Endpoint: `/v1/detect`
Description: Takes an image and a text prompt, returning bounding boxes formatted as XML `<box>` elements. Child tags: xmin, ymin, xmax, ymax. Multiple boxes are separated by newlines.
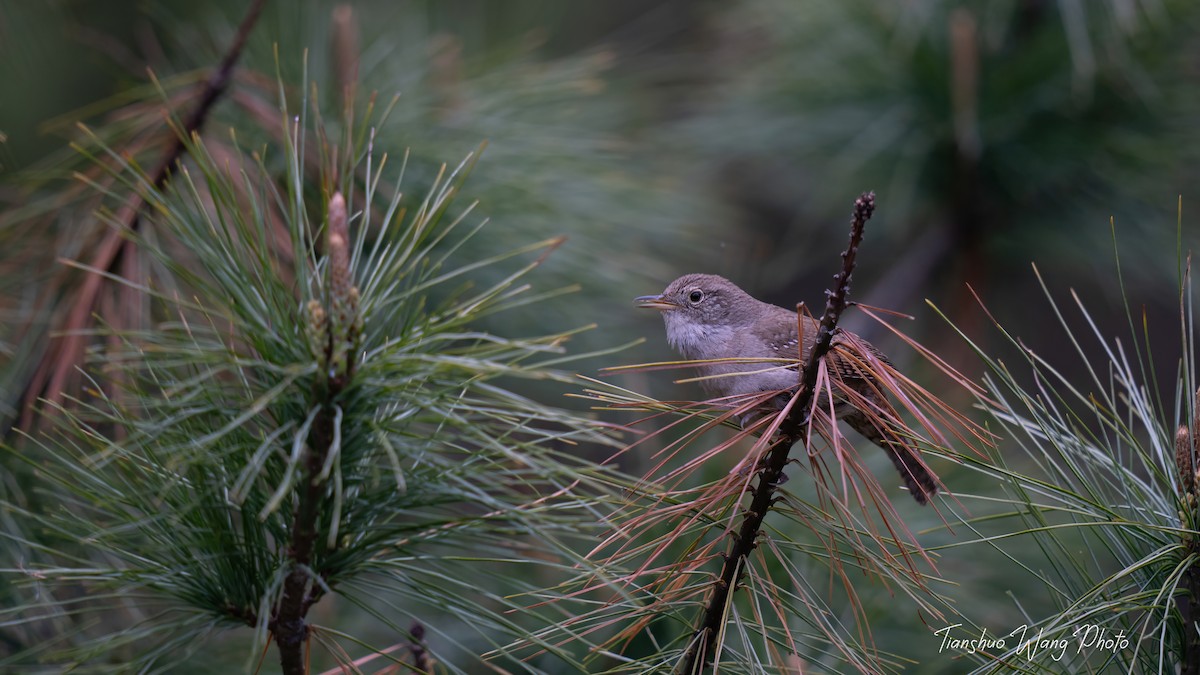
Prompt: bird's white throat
<box><xmin>662</xmin><ymin>312</ymin><xmax>735</xmax><ymax>361</ymax></box>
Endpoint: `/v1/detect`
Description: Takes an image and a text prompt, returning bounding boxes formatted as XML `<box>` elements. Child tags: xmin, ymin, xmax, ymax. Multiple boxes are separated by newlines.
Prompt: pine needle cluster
<box><xmin>1</xmin><ymin>73</ymin><xmax>626</xmax><ymax>673</ymax></box>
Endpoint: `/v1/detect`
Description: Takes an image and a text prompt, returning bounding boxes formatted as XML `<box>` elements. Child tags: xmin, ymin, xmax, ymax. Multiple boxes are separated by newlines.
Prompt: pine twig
<box><xmin>272</xmin><ymin>193</ymin><xmax>357</xmax><ymax>675</ymax></box>
<box><xmin>676</xmin><ymin>192</ymin><xmax>875</xmax><ymax>674</ymax></box>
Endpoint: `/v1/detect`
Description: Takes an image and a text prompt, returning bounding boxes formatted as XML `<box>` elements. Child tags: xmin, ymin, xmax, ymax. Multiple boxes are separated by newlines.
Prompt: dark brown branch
<box><xmin>271</xmin><ymin>194</ymin><xmax>356</xmax><ymax>675</ymax></box>
<box><xmin>271</xmin><ymin>399</ymin><xmax>337</xmax><ymax>675</ymax></box>
<box><xmin>16</xmin><ymin>0</ymin><xmax>269</xmax><ymax>430</ymax></box>
<box><xmin>145</xmin><ymin>0</ymin><xmax>269</xmax><ymax>199</ymax></box>
<box><xmin>677</xmin><ymin>192</ymin><xmax>875</xmax><ymax>674</ymax></box>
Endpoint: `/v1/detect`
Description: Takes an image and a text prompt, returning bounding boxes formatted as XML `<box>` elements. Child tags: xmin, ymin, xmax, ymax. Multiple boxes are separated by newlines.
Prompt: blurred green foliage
<box><xmin>680</xmin><ymin>0</ymin><xmax>1199</xmax><ymax>305</ymax></box>
<box><xmin>2</xmin><ymin>0</ymin><xmax>1200</xmax><ymax>671</ymax></box>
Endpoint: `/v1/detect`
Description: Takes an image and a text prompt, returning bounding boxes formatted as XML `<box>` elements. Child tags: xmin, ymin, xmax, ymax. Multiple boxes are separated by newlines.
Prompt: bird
<box><xmin>635</xmin><ymin>273</ymin><xmax>937</xmax><ymax>504</ymax></box>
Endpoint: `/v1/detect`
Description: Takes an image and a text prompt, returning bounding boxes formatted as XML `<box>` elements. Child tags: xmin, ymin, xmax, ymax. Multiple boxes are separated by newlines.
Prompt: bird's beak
<box><xmin>635</xmin><ymin>294</ymin><xmax>676</xmax><ymax>311</ymax></box>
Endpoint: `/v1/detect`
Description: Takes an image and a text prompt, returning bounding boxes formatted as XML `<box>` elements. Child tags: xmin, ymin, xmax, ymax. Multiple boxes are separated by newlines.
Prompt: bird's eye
<box><xmin>687</xmin><ymin>290</ymin><xmax>704</xmax><ymax>304</ymax></box>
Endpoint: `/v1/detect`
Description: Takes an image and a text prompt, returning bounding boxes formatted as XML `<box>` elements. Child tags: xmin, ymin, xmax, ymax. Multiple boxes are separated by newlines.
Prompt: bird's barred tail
<box><xmin>880</xmin><ymin>438</ymin><xmax>938</xmax><ymax>505</ymax></box>
<box><xmin>843</xmin><ymin>411</ymin><xmax>938</xmax><ymax>505</ymax></box>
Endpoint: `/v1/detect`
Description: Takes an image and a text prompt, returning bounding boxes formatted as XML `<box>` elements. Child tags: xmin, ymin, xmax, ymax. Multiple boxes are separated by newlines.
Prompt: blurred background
<box><xmin>2</xmin><ymin>0</ymin><xmax>1199</xmax><ymax>671</ymax></box>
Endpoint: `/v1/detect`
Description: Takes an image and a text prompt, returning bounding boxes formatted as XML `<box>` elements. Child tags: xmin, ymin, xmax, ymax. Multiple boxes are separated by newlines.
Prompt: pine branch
<box><xmin>143</xmin><ymin>0</ymin><xmax>268</xmax><ymax>200</ymax></box>
<box><xmin>271</xmin><ymin>193</ymin><xmax>355</xmax><ymax>675</ymax></box>
<box><xmin>272</xmin><ymin>398</ymin><xmax>335</xmax><ymax>675</ymax></box>
<box><xmin>16</xmin><ymin>0</ymin><xmax>268</xmax><ymax>430</ymax></box>
<box><xmin>677</xmin><ymin>192</ymin><xmax>875</xmax><ymax>674</ymax></box>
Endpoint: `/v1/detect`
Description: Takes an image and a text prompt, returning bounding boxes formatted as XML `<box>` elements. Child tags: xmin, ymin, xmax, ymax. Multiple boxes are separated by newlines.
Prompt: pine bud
<box><xmin>1178</xmin><ymin>425</ymin><xmax>1195</xmax><ymax>495</ymax></box>
<box><xmin>325</xmin><ymin>192</ymin><xmax>361</xmax><ymax>379</ymax></box>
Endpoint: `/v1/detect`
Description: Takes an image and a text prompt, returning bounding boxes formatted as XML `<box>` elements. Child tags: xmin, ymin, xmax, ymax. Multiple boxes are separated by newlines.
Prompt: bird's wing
<box><xmin>758</xmin><ymin>307</ymin><xmax>893</xmax><ymax>380</ymax></box>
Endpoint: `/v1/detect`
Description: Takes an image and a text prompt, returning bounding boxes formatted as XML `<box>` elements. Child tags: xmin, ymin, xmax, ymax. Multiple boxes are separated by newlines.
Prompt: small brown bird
<box><xmin>636</xmin><ymin>273</ymin><xmax>937</xmax><ymax>504</ymax></box>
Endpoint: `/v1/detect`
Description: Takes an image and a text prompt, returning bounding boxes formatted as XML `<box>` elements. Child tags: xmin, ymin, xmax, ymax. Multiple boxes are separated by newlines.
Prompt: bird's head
<box><xmin>635</xmin><ymin>274</ymin><xmax>759</xmax><ymax>357</ymax></box>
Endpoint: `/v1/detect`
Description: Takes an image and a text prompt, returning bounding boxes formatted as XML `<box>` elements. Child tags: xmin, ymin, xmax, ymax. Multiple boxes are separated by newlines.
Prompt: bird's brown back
<box><xmin>755</xmin><ymin>304</ymin><xmax>891</xmax><ymax>382</ymax></box>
